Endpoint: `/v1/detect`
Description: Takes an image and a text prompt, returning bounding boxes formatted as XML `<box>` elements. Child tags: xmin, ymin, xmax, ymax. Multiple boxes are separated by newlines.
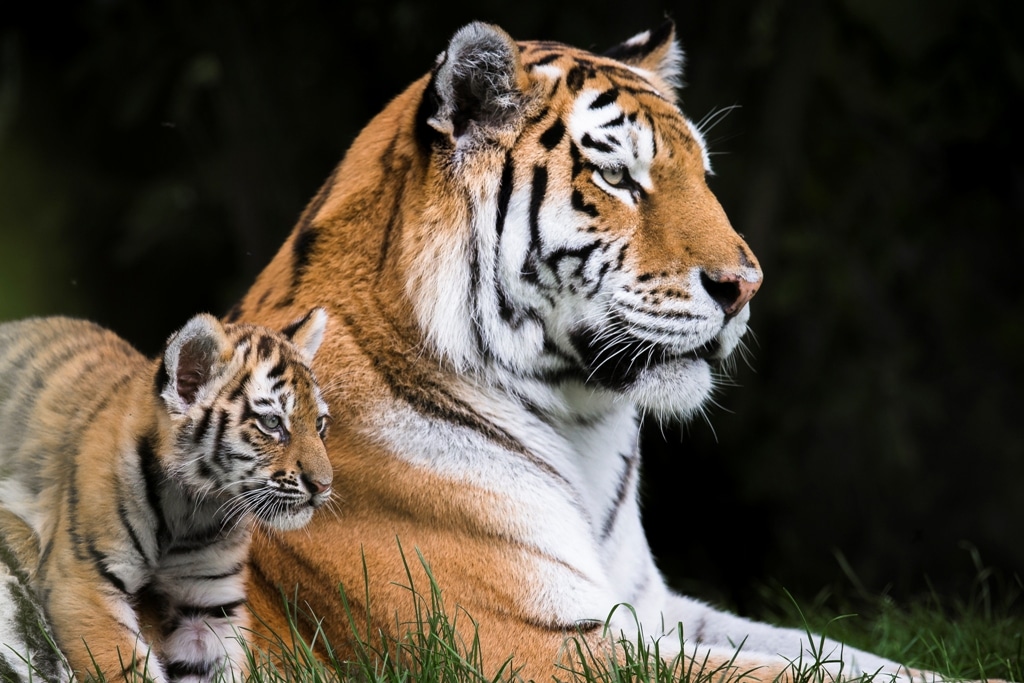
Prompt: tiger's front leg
<box><xmin>661</xmin><ymin>591</ymin><xmax>926</xmax><ymax>683</ymax></box>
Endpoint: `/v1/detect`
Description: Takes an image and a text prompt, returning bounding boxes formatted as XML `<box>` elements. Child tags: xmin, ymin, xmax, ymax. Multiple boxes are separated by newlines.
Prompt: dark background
<box><xmin>1</xmin><ymin>0</ymin><xmax>1021</xmax><ymax>619</ymax></box>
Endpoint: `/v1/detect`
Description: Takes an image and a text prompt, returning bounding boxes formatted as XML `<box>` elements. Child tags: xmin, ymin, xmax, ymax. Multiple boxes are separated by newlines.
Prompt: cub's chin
<box><xmin>260</xmin><ymin>504</ymin><xmax>316</xmax><ymax>532</ymax></box>
<box><xmin>624</xmin><ymin>356</ymin><xmax>715</xmax><ymax>421</ymax></box>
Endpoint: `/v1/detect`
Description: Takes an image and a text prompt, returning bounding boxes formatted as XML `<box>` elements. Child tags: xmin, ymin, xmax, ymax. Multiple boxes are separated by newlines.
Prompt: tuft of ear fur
<box><xmin>602</xmin><ymin>20</ymin><xmax>685</xmax><ymax>92</ymax></box>
<box><xmin>281</xmin><ymin>307</ymin><xmax>328</xmax><ymax>364</ymax></box>
<box><xmin>425</xmin><ymin>22</ymin><xmax>528</xmax><ymax>146</ymax></box>
<box><xmin>161</xmin><ymin>314</ymin><xmax>231</xmax><ymax>414</ymax></box>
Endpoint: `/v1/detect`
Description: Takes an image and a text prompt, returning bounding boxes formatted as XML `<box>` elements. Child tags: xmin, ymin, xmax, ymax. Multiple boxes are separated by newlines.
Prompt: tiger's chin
<box><xmin>623</xmin><ymin>357</ymin><xmax>715</xmax><ymax>421</ymax></box>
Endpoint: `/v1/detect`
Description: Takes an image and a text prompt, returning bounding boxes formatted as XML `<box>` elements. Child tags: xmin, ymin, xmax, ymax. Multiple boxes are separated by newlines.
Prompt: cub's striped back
<box><xmin>0</xmin><ymin>308</ymin><xmax>333</xmax><ymax>683</ymax></box>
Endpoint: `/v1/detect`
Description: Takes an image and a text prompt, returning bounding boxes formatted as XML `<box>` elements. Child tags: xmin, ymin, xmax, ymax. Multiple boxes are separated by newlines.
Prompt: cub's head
<box><xmin>157</xmin><ymin>307</ymin><xmax>333</xmax><ymax>531</ymax></box>
<box><xmin>406</xmin><ymin>22</ymin><xmax>761</xmax><ymax>420</ymax></box>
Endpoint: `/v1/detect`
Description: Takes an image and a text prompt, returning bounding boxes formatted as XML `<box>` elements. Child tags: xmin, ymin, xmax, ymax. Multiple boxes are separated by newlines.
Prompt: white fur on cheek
<box><xmin>406</xmin><ymin>208</ymin><xmax>478</xmax><ymax>370</ymax></box>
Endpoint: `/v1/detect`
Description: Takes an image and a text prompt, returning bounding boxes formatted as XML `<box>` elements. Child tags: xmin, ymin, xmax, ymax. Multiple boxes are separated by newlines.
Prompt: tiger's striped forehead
<box><xmin>519</xmin><ymin>42</ymin><xmax>712</xmax><ymax>175</ymax></box>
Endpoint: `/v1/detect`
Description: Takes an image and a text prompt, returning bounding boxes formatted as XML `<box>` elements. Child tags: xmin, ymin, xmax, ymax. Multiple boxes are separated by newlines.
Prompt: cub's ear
<box><xmin>160</xmin><ymin>314</ymin><xmax>231</xmax><ymax>413</ymax></box>
<box><xmin>421</xmin><ymin>22</ymin><xmax>529</xmax><ymax>148</ymax></box>
<box><xmin>281</xmin><ymin>307</ymin><xmax>328</xmax><ymax>364</ymax></box>
<box><xmin>603</xmin><ymin>20</ymin><xmax>684</xmax><ymax>93</ymax></box>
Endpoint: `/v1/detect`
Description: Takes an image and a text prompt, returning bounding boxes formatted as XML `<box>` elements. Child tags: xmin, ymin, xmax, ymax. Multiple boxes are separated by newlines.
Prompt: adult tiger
<box><xmin>230</xmin><ymin>20</ymin><xmax>927</xmax><ymax>683</ymax></box>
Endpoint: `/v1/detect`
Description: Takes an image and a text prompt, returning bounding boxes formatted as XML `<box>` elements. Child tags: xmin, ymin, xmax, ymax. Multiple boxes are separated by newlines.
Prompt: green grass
<box><xmin>18</xmin><ymin>549</ymin><xmax>1023</xmax><ymax>683</ymax></box>
<box><xmin>750</xmin><ymin>549</ymin><xmax>1023</xmax><ymax>683</ymax></box>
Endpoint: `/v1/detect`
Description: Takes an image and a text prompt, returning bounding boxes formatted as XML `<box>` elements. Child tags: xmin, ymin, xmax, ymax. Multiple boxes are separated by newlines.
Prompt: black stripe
<box><xmin>137</xmin><ymin>434</ymin><xmax>169</xmax><ymax>545</ymax></box>
<box><xmin>569</xmin><ymin>141</ymin><xmax>585</xmax><ymax>179</ymax></box>
<box><xmin>222</xmin><ymin>448</ymin><xmax>256</xmax><ymax>462</ymax></box>
<box><xmin>530</xmin><ymin>53</ymin><xmax>560</xmax><ymax>67</ymax></box>
<box><xmin>257</xmin><ymin>334</ymin><xmax>276</xmax><ymax>361</ymax></box>
<box><xmin>601</xmin><ymin>20</ymin><xmax>674</xmax><ymax>64</ymax></box>
<box><xmin>288</xmin><ymin>223</ymin><xmax>319</xmax><ymax>301</ymax></box>
<box><xmin>601</xmin><ymin>451</ymin><xmax>637</xmax><ymax>539</ymax></box>
<box><xmin>522</xmin><ymin>615</ymin><xmax>604</xmax><ymax>634</ymax></box>
<box><xmin>211</xmin><ymin>408</ymin><xmax>230</xmax><ymax>471</ymax></box>
<box><xmin>154</xmin><ymin>358</ymin><xmax>169</xmax><ymax>399</ymax></box>
<box><xmin>495</xmin><ymin>152</ymin><xmax>514</xmax><ymax>237</ymax></box>
<box><xmin>192</xmin><ymin>404</ymin><xmax>213</xmax><ymax>445</ymax></box>
<box><xmin>543</xmin><ymin>242</ymin><xmax>600</xmax><ymax>283</ymax></box>
<box><xmin>165</xmin><ymin>660</ymin><xmax>213</xmax><ymax>680</ymax></box>
<box><xmin>525</xmin><ymin>105</ymin><xmax>550</xmax><ymax>128</ymax></box>
<box><xmin>539</xmin><ymin>119</ymin><xmax>565</xmax><ymax>150</ymax></box>
<box><xmin>177</xmin><ymin>599</ymin><xmax>246</xmax><ymax>621</ymax></box>
<box><xmin>117</xmin><ymin>497</ymin><xmax>150</xmax><ymax>565</ymax></box>
<box><xmin>377</xmin><ymin>134</ymin><xmax>409</xmax><ymax>273</ymax></box>
<box><xmin>280</xmin><ymin>309</ymin><xmax>313</xmax><ymax>339</ymax></box>
<box><xmin>193</xmin><ymin>562</ymin><xmax>246</xmax><ymax>582</ymax></box>
<box><xmin>565</xmin><ymin>65</ymin><xmax>587</xmax><ymax>93</ymax></box>
<box><xmin>227</xmin><ymin>370</ymin><xmax>251</xmax><ymax>403</ymax></box>
<box><xmin>589</xmin><ymin>87</ymin><xmax>619</xmax><ymax>110</ymax></box>
<box><xmin>580</xmin><ymin>133</ymin><xmax>614</xmax><ymax>154</ymax></box>
<box><xmin>414</xmin><ymin>71</ymin><xmax>443</xmax><ymax>152</ymax></box>
<box><xmin>599</xmin><ymin>113</ymin><xmax>626</xmax><ymax>129</ymax></box>
<box><xmin>87</xmin><ymin>542</ymin><xmax>128</xmax><ymax>595</ymax></box>
<box><xmin>571</xmin><ymin>189</ymin><xmax>599</xmax><ymax>217</ymax></box>
<box><xmin>529</xmin><ymin>165</ymin><xmax>547</xmax><ymax>256</ymax></box>
<box><xmin>267</xmin><ymin>359</ymin><xmax>288</xmax><ymax>380</ymax></box>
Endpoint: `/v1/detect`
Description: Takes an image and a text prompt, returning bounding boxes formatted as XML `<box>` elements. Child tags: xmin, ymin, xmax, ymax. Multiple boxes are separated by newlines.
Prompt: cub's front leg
<box><xmin>155</xmin><ymin>566</ymin><xmax>251</xmax><ymax>683</ymax></box>
<box><xmin>43</xmin><ymin>572</ymin><xmax>166</xmax><ymax>683</ymax></box>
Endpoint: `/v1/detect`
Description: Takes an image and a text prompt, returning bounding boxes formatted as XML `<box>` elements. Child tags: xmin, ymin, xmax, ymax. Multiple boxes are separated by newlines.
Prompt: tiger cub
<box><xmin>0</xmin><ymin>308</ymin><xmax>334</xmax><ymax>683</ymax></box>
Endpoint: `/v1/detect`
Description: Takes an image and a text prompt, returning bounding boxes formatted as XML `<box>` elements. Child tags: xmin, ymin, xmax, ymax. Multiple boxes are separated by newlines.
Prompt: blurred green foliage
<box><xmin>1</xmin><ymin>0</ymin><xmax>1021</xmax><ymax>615</ymax></box>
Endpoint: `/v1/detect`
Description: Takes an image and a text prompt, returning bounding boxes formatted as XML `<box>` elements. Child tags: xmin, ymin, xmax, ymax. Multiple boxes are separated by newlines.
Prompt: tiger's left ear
<box><xmin>603</xmin><ymin>20</ymin><xmax>685</xmax><ymax>93</ymax></box>
<box><xmin>422</xmin><ymin>22</ymin><xmax>529</xmax><ymax>149</ymax></box>
<box><xmin>281</xmin><ymin>307</ymin><xmax>328</xmax><ymax>364</ymax></box>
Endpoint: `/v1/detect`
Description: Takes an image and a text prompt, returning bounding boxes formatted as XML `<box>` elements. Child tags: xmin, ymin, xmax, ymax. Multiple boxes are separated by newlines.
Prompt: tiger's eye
<box><xmin>600</xmin><ymin>167</ymin><xmax>626</xmax><ymax>186</ymax></box>
<box><xmin>316</xmin><ymin>415</ymin><xmax>329</xmax><ymax>436</ymax></box>
<box><xmin>259</xmin><ymin>414</ymin><xmax>281</xmax><ymax>431</ymax></box>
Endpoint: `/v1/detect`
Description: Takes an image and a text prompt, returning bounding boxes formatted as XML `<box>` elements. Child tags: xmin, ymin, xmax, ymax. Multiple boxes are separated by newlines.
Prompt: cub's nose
<box><xmin>301</xmin><ymin>473</ymin><xmax>332</xmax><ymax>496</ymax></box>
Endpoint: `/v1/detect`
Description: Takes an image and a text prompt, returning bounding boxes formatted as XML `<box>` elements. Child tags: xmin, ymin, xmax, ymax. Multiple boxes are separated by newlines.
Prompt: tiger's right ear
<box><xmin>602</xmin><ymin>20</ymin><xmax>685</xmax><ymax>94</ymax></box>
<box><xmin>420</xmin><ymin>22</ymin><xmax>529</xmax><ymax>150</ymax></box>
<box><xmin>159</xmin><ymin>314</ymin><xmax>231</xmax><ymax>414</ymax></box>
<box><xmin>281</xmin><ymin>307</ymin><xmax>328</xmax><ymax>365</ymax></box>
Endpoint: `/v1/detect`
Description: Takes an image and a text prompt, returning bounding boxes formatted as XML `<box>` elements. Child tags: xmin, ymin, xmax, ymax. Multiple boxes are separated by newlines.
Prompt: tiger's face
<box><xmin>411</xmin><ymin>23</ymin><xmax>761</xmax><ymax>420</ymax></box>
<box><xmin>159</xmin><ymin>309</ymin><xmax>334</xmax><ymax>531</ymax></box>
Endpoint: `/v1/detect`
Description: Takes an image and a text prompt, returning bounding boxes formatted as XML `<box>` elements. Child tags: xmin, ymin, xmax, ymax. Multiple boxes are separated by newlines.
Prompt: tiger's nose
<box><xmin>700</xmin><ymin>271</ymin><xmax>761</xmax><ymax>316</ymax></box>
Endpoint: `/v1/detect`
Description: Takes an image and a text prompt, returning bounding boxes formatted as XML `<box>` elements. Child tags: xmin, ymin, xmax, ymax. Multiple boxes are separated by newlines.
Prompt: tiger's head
<box><xmin>157</xmin><ymin>307</ymin><xmax>334</xmax><ymax>531</ymax></box>
<box><xmin>405</xmin><ymin>21</ymin><xmax>761</xmax><ymax>420</ymax></box>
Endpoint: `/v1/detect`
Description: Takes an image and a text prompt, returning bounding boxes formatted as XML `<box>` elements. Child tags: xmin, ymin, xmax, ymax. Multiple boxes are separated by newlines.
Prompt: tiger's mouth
<box><xmin>568</xmin><ymin>324</ymin><xmax>721</xmax><ymax>391</ymax></box>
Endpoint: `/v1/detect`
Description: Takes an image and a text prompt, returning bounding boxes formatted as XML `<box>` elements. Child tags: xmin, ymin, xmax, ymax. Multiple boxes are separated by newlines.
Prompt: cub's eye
<box><xmin>257</xmin><ymin>414</ymin><xmax>282</xmax><ymax>433</ymax></box>
<box><xmin>316</xmin><ymin>415</ymin><xmax>330</xmax><ymax>437</ymax></box>
<box><xmin>599</xmin><ymin>166</ymin><xmax>627</xmax><ymax>187</ymax></box>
